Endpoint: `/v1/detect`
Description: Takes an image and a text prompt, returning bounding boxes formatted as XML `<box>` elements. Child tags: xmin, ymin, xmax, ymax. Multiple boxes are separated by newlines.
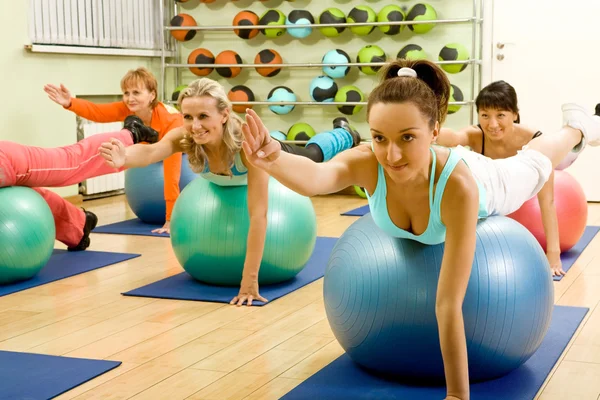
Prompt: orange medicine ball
<box><xmin>233</xmin><ymin>10</ymin><xmax>259</xmax><ymax>39</ymax></box>
<box><xmin>254</xmin><ymin>49</ymin><xmax>283</xmax><ymax>77</ymax></box>
<box><xmin>188</xmin><ymin>48</ymin><xmax>214</xmax><ymax>76</ymax></box>
<box><xmin>228</xmin><ymin>85</ymin><xmax>255</xmax><ymax>113</ymax></box>
<box><xmin>170</xmin><ymin>14</ymin><xmax>197</xmax><ymax>42</ymax></box>
<box><xmin>215</xmin><ymin>50</ymin><xmax>243</xmax><ymax>78</ymax></box>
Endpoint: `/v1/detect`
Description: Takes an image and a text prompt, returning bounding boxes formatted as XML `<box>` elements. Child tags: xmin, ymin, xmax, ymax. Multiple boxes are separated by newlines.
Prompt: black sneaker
<box><xmin>124</xmin><ymin>115</ymin><xmax>159</xmax><ymax>144</ymax></box>
<box><xmin>68</xmin><ymin>209</ymin><xmax>98</xmax><ymax>252</ymax></box>
<box><xmin>595</xmin><ymin>103</ymin><xmax>600</xmax><ymax>116</ymax></box>
<box><xmin>333</xmin><ymin>117</ymin><xmax>362</xmax><ymax>147</ymax></box>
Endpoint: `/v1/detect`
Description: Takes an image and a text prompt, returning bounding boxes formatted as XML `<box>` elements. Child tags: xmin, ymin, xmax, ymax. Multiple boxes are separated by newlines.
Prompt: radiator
<box><xmin>78</xmin><ymin>119</ymin><xmax>125</xmax><ymax>196</ymax></box>
<box><xmin>28</xmin><ymin>0</ymin><xmax>162</xmax><ymax>49</ymax></box>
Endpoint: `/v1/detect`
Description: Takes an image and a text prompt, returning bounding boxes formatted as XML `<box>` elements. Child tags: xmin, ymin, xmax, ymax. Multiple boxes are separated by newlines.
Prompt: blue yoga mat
<box><xmin>341</xmin><ymin>204</ymin><xmax>369</xmax><ymax>217</ymax></box>
<box><xmin>555</xmin><ymin>226</ymin><xmax>600</xmax><ymax>281</ymax></box>
<box><xmin>0</xmin><ymin>350</ymin><xmax>121</xmax><ymax>400</ymax></box>
<box><xmin>0</xmin><ymin>250</ymin><xmax>141</xmax><ymax>297</ymax></box>
<box><xmin>123</xmin><ymin>237</ymin><xmax>337</xmax><ymax>306</ymax></box>
<box><xmin>282</xmin><ymin>305</ymin><xmax>588</xmax><ymax>400</ymax></box>
<box><xmin>93</xmin><ymin>218</ymin><xmax>169</xmax><ymax>237</ymax></box>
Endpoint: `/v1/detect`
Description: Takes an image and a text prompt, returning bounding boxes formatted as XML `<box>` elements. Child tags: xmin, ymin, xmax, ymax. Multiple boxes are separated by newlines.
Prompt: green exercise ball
<box><xmin>354</xmin><ymin>186</ymin><xmax>367</xmax><ymax>199</ymax></box>
<box><xmin>448</xmin><ymin>84</ymin><xmax>465</xmax><ymax>114</ymax></box>
<box><xmin>259</xmin><ymin>9</ymin><xmax>287</xmax><ymax>38</ymax></box>
<box><xmin>407</xmin><ymin>3</ymin><xmax>437</xmax><ymax>34</ymax></box>
<box><xmin>439</xmin><ymin>43</ymin><xmax>470</xmax><ymax>73</ymax></box>
<box><xmin>347</xmin><ymin>6</ymin><xmax>376</xmax><ymax>36</ymax></box>
<box><xmin>335</xmin><ymin>85</ymin><xmax>365</xmax><ymax>116</ymax></box>
<box><xmin>397</xmin><ymin>44</ymin><xmax>427</xmax><ymax>60</ymax></box>
<box><xmin>319</xmin><ymin>8</ymin><xmax>346</xmax><ymax>37</ymax></box>
<box><xmin>287</xmin><ymin>122</ymin><xmax>316</xmax><ymax>141</ymax></box>
<box><xmin>170</xmin><ymin>177</ymin><xmax>317</xmax><ymax>285</ymax></box>
<box><xmin>377</xmin><ymin>5</ymin><xmax>405</xmax><ymax>35</ymax></box>
<box><xmin>0</xmin><ymin>187</ymin><xmax>55</xmax><ymax>284</ymax></box>
<box><xmin>357</xmin><ymin>45</ymin><xmax>386</xmax><ymax>75</ymax></box>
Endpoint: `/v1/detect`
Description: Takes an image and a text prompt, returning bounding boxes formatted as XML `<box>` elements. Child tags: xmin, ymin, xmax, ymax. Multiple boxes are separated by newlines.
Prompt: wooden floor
<box><xmin>1</xmin><ymin>194</ymin><xmax>600</xmax><ymax>400</ymax></box>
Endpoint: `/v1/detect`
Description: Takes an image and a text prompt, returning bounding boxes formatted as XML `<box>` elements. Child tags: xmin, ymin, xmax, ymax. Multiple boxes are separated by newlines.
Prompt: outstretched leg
<box><xmin>527</xmin><ymin>103</ymin><xmax>600</xmax><ymax>169</ymax></box>
<box><xmin>278</xmin><ymin>117</ymin><xmax>362</xmax><ymax>162</ymax></box>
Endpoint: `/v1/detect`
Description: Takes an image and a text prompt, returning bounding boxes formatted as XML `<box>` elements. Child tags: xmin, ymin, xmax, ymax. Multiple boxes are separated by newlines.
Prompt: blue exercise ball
<box><xmin>324</xmin><ymin>215</ymin><xmax>553</xmax><ymax>381</ymax></box>
<box><xmin>124</xmin><ymin>154</ymin><xmax>198</xmax><ymax>224</ymax></box>
<box><xmin>309</xmin><ymin>76</ymin><xmax>338</xmax><ymax>102</ymax></box>
<box><xmin>170</xmin><ymin>177</ymin><xmax>317</xmax><ymax>285</ymax></box>
<box><xmin>322</xmin><ymin>49</ymin><xmax>351</xmax><ymax>79</ymax></box>
<box><xmin>267</xmin><ymin>86</ymin><xmax>296</xmax><ymax>115</ymax></box>
<box><xmin>0</xmin><ymin>187</ymin><xmax>55</xmax><ymax>284</ymax></box>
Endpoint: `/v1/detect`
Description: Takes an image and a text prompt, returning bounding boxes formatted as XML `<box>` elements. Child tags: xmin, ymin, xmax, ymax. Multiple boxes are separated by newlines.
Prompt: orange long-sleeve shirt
<box><xmin>66</xmin><ymin>98</ymin><xmax>184</xmax><ymax>220</ymax></box>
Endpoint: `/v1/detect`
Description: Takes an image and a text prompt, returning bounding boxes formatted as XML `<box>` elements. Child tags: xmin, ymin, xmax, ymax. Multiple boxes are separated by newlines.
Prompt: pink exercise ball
<box><xmin>507</xmin><ymin>170</ymin><xmax>587</xmax><ymax>252</ymax></box>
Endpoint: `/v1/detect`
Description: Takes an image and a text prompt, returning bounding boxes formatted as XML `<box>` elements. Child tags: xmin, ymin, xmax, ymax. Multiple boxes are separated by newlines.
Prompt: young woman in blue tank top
<box><xmin>99</xmin><ymin>77</ymin><xmax>362</xmax><ymax>307</ymax></box>
<box><xmin>437</xmin><ymin>81</ymin><xmax>565</xmax><ymax>276</ymax></box>
<box><xmin>240</xmin><ymin>59</ymin><xmax>600</xmax><ymax>400</ymax></box>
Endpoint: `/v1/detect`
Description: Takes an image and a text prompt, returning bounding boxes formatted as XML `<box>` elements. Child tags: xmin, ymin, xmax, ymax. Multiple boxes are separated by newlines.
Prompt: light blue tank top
<box><xmin>366</xmin><ymin>147</ymin><xmax>488</xmax><ymax>245</ymax></box>
<box><xmin>199</xmin><ymin>151</ymin><xmax>248</xmax><ymax>186</ymax></box>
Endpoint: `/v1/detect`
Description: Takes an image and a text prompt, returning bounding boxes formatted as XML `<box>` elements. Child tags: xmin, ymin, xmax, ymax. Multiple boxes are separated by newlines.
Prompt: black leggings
<box><xmin>278</xmin><ymin>141</ymin><xmax>324</xmax><ymax>162</ymax></box>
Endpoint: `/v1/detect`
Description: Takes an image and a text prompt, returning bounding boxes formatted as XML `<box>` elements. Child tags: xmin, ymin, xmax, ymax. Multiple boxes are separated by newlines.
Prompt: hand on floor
<box><xmin>152</xmin><ymin>221</ymin><xmax>170</xmax><ymax>234</ymax></box>
<box><xmin>547</xmin><ymin>250</ymin><xmax>565</xmax><ymax>277</ymax></box>
<box><xmin>230</xmin><ymin>276</ymin><xmax>268</xmax><ymax>307</ymax></box>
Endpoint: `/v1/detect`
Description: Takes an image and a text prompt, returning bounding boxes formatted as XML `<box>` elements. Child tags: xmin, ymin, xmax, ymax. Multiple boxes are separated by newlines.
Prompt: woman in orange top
<box><xmin>44</xmin><ymin>67</ymin><xmax>183</xmax><ymax>234</ymax></box>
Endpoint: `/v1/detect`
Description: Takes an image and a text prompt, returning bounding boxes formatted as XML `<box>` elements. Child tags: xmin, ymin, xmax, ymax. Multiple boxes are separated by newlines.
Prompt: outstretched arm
<box><xmin>99</xmin><ymin>127</ymin><xmax>185</xmax><ymax>169</ymax></box>
<box><xmin>242</xmin><ymin>109</ymin><xmax>374</xmax><ymax>196</ymax></box>
<box><xmin>438</xmin><ymin>169</ymin><xmax>480</xmax><ymax>400</ymax></box>
<box><xmin>437</xmin><ymin>126</ymin><xmax>481</xmax><ymax>151</ymax></box>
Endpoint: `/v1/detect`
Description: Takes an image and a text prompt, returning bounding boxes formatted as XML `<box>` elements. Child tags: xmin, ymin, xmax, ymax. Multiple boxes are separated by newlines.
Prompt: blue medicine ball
<box><xmin>286</xmin><ymin>10</ymin><xmax>314</xmax><ymax>39</ymax></box>
<box><xmin>309</xmin><ymin>76</ymin><xmax>338</xmax><ymax>102</ymax></box>
<box><xmin>269</xmin><ymin>130</ymin><xmax>287</xmax><ymax>141</ymax></box>
<box><xmin>267</xmin><ymin>86</ymin><xmax>296</xmax><ymax>115</ymax></box>
<box><xmin>322</xmin><ymin>49</ymin><xmax>351</xmax><ymax>79</ymax></box>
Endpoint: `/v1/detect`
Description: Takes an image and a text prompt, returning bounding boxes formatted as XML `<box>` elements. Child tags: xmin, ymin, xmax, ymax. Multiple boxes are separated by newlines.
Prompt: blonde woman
<box><xmin>99</xmin><ymin>77</ymin><xmax>362</xmax><ymax>305</ymax></box>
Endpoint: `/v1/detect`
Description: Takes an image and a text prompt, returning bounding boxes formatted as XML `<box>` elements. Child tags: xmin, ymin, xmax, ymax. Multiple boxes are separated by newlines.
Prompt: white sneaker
<box><xmin>562</xmin><ymin>103</ymin><xmax>600</xmax><ymax>147</ymax></box>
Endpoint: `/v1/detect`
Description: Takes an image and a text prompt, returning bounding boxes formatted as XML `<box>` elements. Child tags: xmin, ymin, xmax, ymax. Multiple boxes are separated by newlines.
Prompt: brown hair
<box><xmin>476</xmin><ymin>80</ymin><xmax>520</xmax><ymax>123</ymax></box>
<box><xmin>367</xmin><ymin>59</ymin><xmax>451</xmax><ymax>127</ymax></box>
<box><xmin>120</xmin><ymin>67</ymin><xmax>158</xmax><ymax>108</ymax></box>
<box><xmin>178</xmin><ymin>78</ymin><xmax>244</xmax><ymax>174</ymax></box>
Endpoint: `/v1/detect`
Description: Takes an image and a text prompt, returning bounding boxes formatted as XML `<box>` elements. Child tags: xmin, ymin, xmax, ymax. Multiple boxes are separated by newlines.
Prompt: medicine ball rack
<box><xmin>158</xmin><ymin>1</ymin><xmax>485</xmax><ymax>140</ymax></box>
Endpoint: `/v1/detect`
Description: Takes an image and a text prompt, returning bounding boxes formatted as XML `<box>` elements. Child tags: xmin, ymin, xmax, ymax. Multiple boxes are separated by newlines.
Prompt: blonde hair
<box><xmin>178</xmin><ymin>78</ymin><xmax>244</xmax><ymax>174</ymax></box>
<box><xmin>120</xmin><ymin>67</ymin><xmax>158</xmax><ymax>108</ymax></box>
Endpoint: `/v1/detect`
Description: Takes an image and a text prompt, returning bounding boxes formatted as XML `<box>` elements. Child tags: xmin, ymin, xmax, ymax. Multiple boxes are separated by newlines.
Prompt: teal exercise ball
<box><xmin>0</xmin><ymin>187</ymin><xmax>55</xmax><ymax>284</ymax></box>
<box><xmin>125</xmin><ymin>154</ymin><xmax>199</xmax><ymax>224</ymax></box>
<box><xmin>170</xmin><ymin>177</ymin><xmax>317</xmax><ymax>285</ymax></box>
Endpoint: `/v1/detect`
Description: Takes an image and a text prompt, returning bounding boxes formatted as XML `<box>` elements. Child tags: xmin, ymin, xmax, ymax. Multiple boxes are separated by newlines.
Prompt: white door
<box><xmin>487</xmin><ymin>0</ymin><xmax>600</xmax><ymax>201</ymax></box>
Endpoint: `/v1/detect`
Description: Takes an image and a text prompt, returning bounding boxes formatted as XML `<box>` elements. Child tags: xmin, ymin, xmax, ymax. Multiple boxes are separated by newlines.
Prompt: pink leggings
<box><xmin>0</xmin><ymin>130</ymin><xmax>133</xmax><ymax>247</ymax></box>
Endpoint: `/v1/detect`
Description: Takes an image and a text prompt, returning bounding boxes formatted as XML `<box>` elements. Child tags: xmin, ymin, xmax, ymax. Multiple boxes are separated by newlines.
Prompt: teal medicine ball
<box><xmin>397</xmin><ymin>44</ymin><xmax>427</xmax><ymax>60</ymax></box>
<box><xmin>170</xmin><ymin>177</ymin><xmax>317</xmax><ymax>285</ymax></box>
<box><xmin>267</xmin><ymin>86</ymin><xmax>296</xmax><ymax>115</ymax></box>
<box><xmin>347</xmin><ymin>6</ymin><xmax>377</xmax><ymax>36</ymax></box>
<box><xmin>439</xmin><ymin>43</ymin><xmax>470</xmax><ymax>73</ymax></box>
<box><xmin>407</xmin><ymin>3</ymin><xmax>437</xmax><ymax>34</ymax></box>
<box><xmin>335</xmin><ymin>85</ymin><xmax>365</xmax><ymax>115</ymax></box>
<box><xmin>0</xmin><ymin>187</ymin><xmax>55</xmax><ymax>284</ymax></box>
<box><xmin>310</xmin><ymin>76</ymin><xmax>338</xmax><ymax>102</ymax></box>
<box><xmin>377</xmin><ymin>5</ymin><xmax>405</xmax><ymax>35</ymax></box>
<box><xmin>319</xmin><ymin>8</ymin><xmax>346</xmax><ymax>37</ymax></box>
<box><xmin>357</xmin><ymin>45</ymin><xmax>386</xmax><ymax>75</ymax></box>
<box><xmin>286</xmin><ymin>10</ymin><xmax>314</xmax><ymax>39</ymax></box>
<box><xmin>259</xmin><ymin>9</ymin><xmax>286</xmax><ymax>38</ymax></box>
<box><xmin>322</xmin><ymin>49</ymin><xmax>351</xmax><ymax>79</ymax></box>
<box><xmin>269</xmin><ymin>130</ymin><xmax>287</xmax><ymax>141</ymax></box>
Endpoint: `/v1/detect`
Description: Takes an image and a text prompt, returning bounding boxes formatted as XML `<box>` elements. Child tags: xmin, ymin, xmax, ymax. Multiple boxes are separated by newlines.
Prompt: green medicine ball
<box><xmin>0</xmin><ymin>187</ymin><xmax>55</xmax><ymax>285</ymax></box>
<box><xmin>259</xmin><ymin>9</ymin><xmax>286</xmax><ymax>38</ymax></box>
<box><xmin>439</xmin><ymin>43</ymin><xmax>470</xmax><ymax>73</ymax></box>
<box><xmin>347</xmin><ymin>6</ymin><xmax>376</xmax><ymax>36</ymax></box>
<box><xmin>357</xmin><ymin>45</ymin><xmax>386</xmax><ymax>75</ymax></box>
<box><xmin>448</xmin><ymin>84</ymin><xmax>465</xmax><ymax>114</ymax></box>
<box><xmin>170</xmin><ymin>178</ymin><xmax>317</xmax><ymax>286</ymax></box>
<box><xmin>287</xmin><ymin>122</ymin><xmax>316</xmax><ymax>141</ymax></box>
<box><xmin>335</xmin><ymin>85</ymin><xmax>365</xmax><ymax>116</ymax></box>
<box><xmin>407</xmin><ymin>3</ymin><xmax>437</xmax><ymax>34</ymax></box>
<box><xmin>377</xmin><ymin>5</ymin><xmax>405</xmax><ymax>35</ymax></box>
<box><xmin>319</xmin><ymin>8</ymin><xmax>346</xmax><ymax>37</ymax></box>
<box><xmin>171</xmin><ymin>84</ymin><xmax>188</xmax><ymax>110</ymax></box>
<box><xmin>354</xmin><ymin>186</ymin><xmax>367</xmax><ymax>199</ymax></box>
<box><xmin>397</xmin><ymin>44</ymin><xmax>427</xmax><ymax>60</ymax></box>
